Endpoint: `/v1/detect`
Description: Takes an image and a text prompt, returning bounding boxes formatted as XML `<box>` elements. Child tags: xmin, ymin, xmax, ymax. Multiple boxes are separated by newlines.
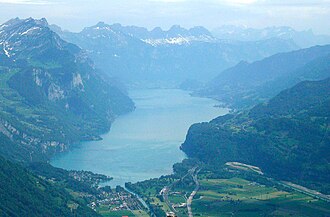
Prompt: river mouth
<box><xmin>51</xmin><ymin>88</ymin><xmax>229</xmax><ymax>187</ymax></box>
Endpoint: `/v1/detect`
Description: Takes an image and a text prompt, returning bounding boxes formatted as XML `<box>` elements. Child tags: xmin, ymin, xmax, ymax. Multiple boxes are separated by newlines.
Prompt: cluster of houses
<box><xmin>89</xmin><ymin>190</ymin><xmax>143</xmax><ymax>212</ymax></box>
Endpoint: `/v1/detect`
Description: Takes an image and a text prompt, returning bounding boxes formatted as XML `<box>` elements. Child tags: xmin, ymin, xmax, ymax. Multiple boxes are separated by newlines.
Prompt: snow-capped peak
<box><xmin>142</xmin><ymin>34</ymin><xmax>216</xmax><ymax>46</ymax></box>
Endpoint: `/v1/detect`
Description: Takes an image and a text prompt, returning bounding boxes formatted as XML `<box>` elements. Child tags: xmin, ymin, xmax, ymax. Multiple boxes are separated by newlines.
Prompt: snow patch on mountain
<box><xmin>72</xmin><ymin>73</ymin><xmax>84</xmax><ymax>90</ymax></box>
<box><xmin>3</xmin><ymin>42</ymin><xmax>11</xmax><ymax>57</ymax></box>
<box><xmin>143</xmin><ymin>35</ymin><xmax>216</xmax><ymax>46</ymax></box>
<box><xmin>48</xmin><ymin>83</ymin><xmax>64</xmax><ymax>101</ymax></box>
<box><xmin>20</xmin><ymin>27</ymin><xmax>41</xmax><ymax>36</ymax></box>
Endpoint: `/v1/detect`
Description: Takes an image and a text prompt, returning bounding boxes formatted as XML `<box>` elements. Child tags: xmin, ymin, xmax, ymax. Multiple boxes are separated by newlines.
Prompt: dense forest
<box><xmin>182</xmin><ymin>78</ymin><xmax>330</xmax><ymax>193</ymax></box>
<box><xmin>0</xmin><ymin>156</ymin><xmax>100</xmax><ymax>217</ymax></box>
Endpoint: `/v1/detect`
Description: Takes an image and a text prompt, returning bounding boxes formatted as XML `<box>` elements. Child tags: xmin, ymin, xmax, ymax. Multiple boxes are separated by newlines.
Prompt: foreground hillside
<box><xmin>0</xmin><ymin>156</ymin><xmax>100</xmax><ymax>217</ymax></box>
<box><xmin>0</xmin><ymin>18</ymin><xmax>134</xmax><ymax>162</ymax></box>
<box><xmin>182</xmin><ymin>78</ymin><xmax>330</xmax><ymax>193</ymax></box>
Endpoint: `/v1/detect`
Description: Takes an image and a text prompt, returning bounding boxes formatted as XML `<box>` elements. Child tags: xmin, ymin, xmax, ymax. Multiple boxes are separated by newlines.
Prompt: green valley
<box><xmin>127</xmin><ymin>159</ymin><xmax>330</xmax><ymax>217</ymax></box>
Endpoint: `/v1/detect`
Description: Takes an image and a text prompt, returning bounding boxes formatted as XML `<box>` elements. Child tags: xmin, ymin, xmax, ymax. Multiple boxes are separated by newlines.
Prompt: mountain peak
<box><xmin>0</xmin><ymin>17</ymin><xmax>76</xmax><ymax>60</ymax></box>
<box><xmin>25</xmin><ymin>17</ymin><xmax>48</xmax><ymax>27</ymax></box>
<box><xmin>189</xmin><ymin>26</ymin><xmax>212</xmax><ymax>36</ymax></box>
<box><xmin>1</xmin><ymin>17</ymin><xmax>49</xmax><ymax>32</ymax></box>
<box><xmin>168</xmin><ymin>25</ymin><xmax>187</xmax><ymax>35</ymax></box>
<box><xmin>151</xmin><ymin>27</ymin><xmax>163</xmax><ymax>32</ymax></box>
<box><xmin>150</xmin><ymin>26</ymin><xmax>163</xmax><ymax>34</ymax></box>
<box><xmin>111</xmin><ymin>23</ymin><xmax>123</xmax><ymax>29</ymax></box>
<box><xmin>169</xmin><ymin>24</ymin><xmax>183</xmax><ymax>30</ymax></box>
<box><xmin>82</xmin><ymin>21</ymin><xmax>113</xmax><ymax>32</ymax></box>
<box><xmin>95</xmin><ymin>21</ymin><xmax>107</xmax><ymax>27</ymax></box>
<box><xmin>38</xmin><ymin>17</ymin><xmax>48</xmax><ymax>26</ymax></box>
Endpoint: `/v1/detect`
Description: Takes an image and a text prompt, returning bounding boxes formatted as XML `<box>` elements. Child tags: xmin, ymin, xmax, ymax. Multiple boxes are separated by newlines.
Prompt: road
<box><xmin>124</xmin><ymin>187</ymin><xmax>150</xmax><ymax>211</ymax></box>
<box><xmin>161</xmin><ymin>186</ymin><xmax>175</xmax><ymax>212</ymax></box>
<box><xmin>226</xmin><ymin>161</ymin><xmax>330</xmax><ymax>203</ymax></box>
<box><xmin>278</xmin><ymin>181</ymin><xmax>330</xmax><ymax>203</ymax></box>
<box><xmin>187</xmin><ymin>168</ymin><xmax>200</xmax><ymax>217</ymax></box>
<box><xmin>160</xmin><ymin>167</ymin><xmax>198</xmax><ymax>214</ymax></box>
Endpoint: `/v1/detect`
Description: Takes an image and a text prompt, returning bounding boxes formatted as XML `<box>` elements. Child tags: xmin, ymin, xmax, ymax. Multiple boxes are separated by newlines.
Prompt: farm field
<box><xmin>191</xmin><ymin>178</ymin><xmax>330</xmax><ymax>217</ymax></box>
<box><xmin>128</xmin><ymin>167</ymin><xmax>330</xmax><ymax>217</ymax></box>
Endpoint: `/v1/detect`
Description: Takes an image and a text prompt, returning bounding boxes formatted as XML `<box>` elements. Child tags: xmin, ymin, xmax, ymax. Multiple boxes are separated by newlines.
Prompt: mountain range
<box><xmin>0</xmin><ymin>17</ymin><xmax>134</xmax><ymax>162</ymax></box>
<box><xmin>52</xmin><ymin>22</ymin><xmax>299</xmax><ymax>86</ymax></box>
<box><xmin>0</xmin><ymin>17</ymin><xmax>329</xmax><ymax>216</ymax></box>
<box><xmin>199</xmin><ymin>44</ymin><xmax>330</xmax><ymax>108</ymax></box>
<box><xmin>212</xmin><ymin>25</ymin><xmax>330</xmax><ymax>48</ymax></box>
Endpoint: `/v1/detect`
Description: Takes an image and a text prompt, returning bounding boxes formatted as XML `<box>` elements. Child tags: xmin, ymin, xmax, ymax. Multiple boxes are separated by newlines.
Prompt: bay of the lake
<box><xmin>51</xmin><ymin>89</ymin><xmax>228</xmax><ymax>187</ymax></box>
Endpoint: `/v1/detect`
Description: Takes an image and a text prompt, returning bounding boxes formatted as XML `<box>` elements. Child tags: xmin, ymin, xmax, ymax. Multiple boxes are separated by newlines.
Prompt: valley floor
<box><xmin>126</xmin><ymin>161</ymin><xmax>330</xmax><ymax>217</ymax></box>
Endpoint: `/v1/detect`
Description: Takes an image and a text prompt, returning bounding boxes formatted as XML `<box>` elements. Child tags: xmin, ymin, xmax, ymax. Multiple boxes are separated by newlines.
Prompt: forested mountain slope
<box><xmin>0</xmin><ymin>156</ymin><xmax>100</xmax><ymax>217</ymax></box>
<box><xmin>200</xmin><ymin>45</ymin><xmax>330</xmax><ymax>107</ymax></box>
<box><xmin>182</xmin><ymin>78</ymin><xmax>330</xmax><ymax>193</ymax></box>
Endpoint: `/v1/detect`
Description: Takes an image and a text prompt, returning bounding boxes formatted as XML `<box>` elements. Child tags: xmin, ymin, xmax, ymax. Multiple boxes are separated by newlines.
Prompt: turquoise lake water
<box><xmin>51</xmin><ymin>89</ymin><xmax>228</xmax><ymax>187</ymax></box>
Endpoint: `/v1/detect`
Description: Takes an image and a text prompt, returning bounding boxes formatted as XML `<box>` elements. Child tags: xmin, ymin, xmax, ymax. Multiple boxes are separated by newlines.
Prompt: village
<box><xmin>89</xmin><ymin>186</ymin><xmax>147</xmax><ymax>214</ymax></box>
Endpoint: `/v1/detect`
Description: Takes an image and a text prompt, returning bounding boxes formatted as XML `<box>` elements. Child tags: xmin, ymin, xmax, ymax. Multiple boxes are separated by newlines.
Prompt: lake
<box><xmin>51</xmin><ymin>89</ymin><xmax>228</xmax><ymax>187</ymax></box>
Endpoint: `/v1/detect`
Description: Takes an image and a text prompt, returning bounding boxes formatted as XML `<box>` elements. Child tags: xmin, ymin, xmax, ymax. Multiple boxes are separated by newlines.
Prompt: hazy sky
<box><xmin>0</xmin><ymin>0</ymin><xmax>329</xmax><ymax>34</ymax></box>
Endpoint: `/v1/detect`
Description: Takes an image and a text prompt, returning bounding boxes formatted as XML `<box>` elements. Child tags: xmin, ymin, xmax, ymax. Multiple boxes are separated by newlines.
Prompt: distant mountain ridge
<box><xmin>52</xmin><ymin>22</ymin><xmax>298</xmax><ymax>85</ymax></box>
<box><xmin>0</xmin><ymin>17</ymin><xmax>134</xmax><ymax>162</ymax></box>
<box><xmin>84</xmin><ymin>23</ymin><xmax>216</xmax><ymax>45</ymax></box>
<box><xmin>199</xmin><ymin>44</ymin><xmax>330</xmax><ymax>108</ymax></box>
<box><xmin>213</xmin><ymin>25</ymin><xmax>330</xmax><ymax>48</ymax></box>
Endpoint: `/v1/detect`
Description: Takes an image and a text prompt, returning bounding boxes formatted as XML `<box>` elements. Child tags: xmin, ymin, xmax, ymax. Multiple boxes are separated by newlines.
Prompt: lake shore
<box><xmin>51</xmin><ymin>88</ymin><xmax>229</xmax><ymax>187</ymax></box>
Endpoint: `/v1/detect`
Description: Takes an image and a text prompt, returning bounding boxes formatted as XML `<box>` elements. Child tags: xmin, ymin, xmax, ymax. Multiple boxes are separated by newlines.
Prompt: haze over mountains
<box><xmin>0</xmin><ymin>16</ymin><xmax>329</xmax><ymax>217</ymax></box>
<box><xmin>212</xmin><ymin>25</ymin><xmax>330</xmax><ymax>48</ymax></box>
<box><xmin>199</xmin><ymin>44</ymin><xmax>330</xmax><ymax>107</ymax></box>
<box><xmin>52</xmin><ymin>21</ymin><xmax>301</xmax><ymax>86</ymax></box>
